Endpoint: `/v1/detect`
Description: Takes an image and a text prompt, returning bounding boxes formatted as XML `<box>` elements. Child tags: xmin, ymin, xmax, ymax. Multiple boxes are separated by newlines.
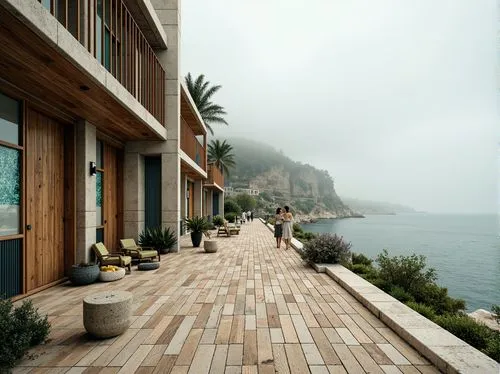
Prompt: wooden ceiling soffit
<box><xmin>0</xmin><ymin>6</ymin><xmax>163</xmax><ymax>141</ymax></box>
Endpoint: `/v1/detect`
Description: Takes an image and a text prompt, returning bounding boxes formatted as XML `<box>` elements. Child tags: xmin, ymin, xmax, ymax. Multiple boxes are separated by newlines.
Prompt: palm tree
<box><xmin>185</xmin><ymin>73</ymin><xmax>228</xmax><ymax>135</ymax></box>
<box><xmin>208</xmin><ymin>139</ymin><xmax>235</xmax><ymax>176</ymax></box>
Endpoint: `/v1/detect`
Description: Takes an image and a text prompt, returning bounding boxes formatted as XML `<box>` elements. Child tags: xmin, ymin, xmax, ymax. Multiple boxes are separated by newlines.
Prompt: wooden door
<box><xmin>103</xmin><ymin>143</ymin><xmax>123</xmax><ymax>251</ymax></box>
<box><xmin>25</xmin><ymin>108</ymin><xmax>65</xmax><ymax>292</ymax></box>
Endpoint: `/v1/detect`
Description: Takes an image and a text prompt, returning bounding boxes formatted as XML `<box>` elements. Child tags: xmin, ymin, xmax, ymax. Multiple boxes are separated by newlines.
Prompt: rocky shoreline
<box><xmin>296</xmin><ymin>211</ymin><xmax>365</xmax><ymax>223</ymax></box>
<box><xmin>468</xmin><ymin>309</ymin><xmax>499</xmax><ymax>332</ymax></box>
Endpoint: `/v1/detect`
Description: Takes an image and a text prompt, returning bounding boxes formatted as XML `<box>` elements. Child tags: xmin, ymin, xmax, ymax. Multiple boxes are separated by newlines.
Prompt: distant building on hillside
<box><xmin>225</xmin><ymin>187</ymin><xmax>260</xmax><ymax>197</ymax></box>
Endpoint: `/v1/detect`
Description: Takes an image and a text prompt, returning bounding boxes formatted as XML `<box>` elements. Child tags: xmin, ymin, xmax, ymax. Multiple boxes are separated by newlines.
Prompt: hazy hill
<box><xmin>341</xmin><ymin>197</ymin><xmax>418</xmax><ymax>215</ymax></box>
<box><xmin>222</xmin><ymin>138</ymin><xmax>357</xmax><ymax>219</ymax></box>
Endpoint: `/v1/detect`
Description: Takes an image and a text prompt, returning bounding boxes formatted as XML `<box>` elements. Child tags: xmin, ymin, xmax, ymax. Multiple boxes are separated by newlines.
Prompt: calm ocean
<box><xmin>301</xmin><ymin>214</ymin><xmax>499</xmax><ymax>312</ymax></box>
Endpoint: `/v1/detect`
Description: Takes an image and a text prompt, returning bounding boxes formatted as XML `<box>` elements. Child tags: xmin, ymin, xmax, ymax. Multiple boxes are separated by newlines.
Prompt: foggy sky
<box><xmin>181</xmin><ymin>1</ymin><xmax>498</xmax><ymax>214</ymax></box>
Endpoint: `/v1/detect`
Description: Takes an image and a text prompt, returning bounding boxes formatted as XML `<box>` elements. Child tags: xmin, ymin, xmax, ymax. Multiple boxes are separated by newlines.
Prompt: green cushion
<box><xmin>136</xmin><ymin>250</ymin><xmax>157</xmax><ymax>259</ymax></box>
<box><xmin>120</xmin><ymin>238</ymin><xmax>137</xmax><ymax>250</ymax></box>
<box><xmin>120</xmin><ymin>255</ymin><xmax>132</xmax><ymax>265</ymax></box>
<box><xmin>93</xmin><ymin>242</ymin><xmax>109</xmax><ymax>259</ymax></box>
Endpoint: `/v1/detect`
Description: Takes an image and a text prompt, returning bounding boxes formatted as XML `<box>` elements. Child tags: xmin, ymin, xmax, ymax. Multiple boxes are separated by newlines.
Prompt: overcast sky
<box><xmin>181</xmin><ymin>1</ymin><xmax>498</xmax><ymax>214</ymax></box>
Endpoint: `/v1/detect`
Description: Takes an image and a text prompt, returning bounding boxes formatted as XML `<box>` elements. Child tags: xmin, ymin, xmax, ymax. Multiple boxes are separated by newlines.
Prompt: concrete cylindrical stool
<box><xmin>83</xmin><ymin>291</ymin><xmax>133</xmax><ymax>338</ymax></box>
<box><xmin>204</xmin><ymin>240</ymin><xmax>218</xmax><ymax>253</ymax></box>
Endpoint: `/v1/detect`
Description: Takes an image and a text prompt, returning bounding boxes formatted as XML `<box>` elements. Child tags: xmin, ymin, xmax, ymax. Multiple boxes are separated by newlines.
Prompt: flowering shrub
<box><xmin>301</xmin><ymin>233</ymin><xmax>352</xmax><ymax>264</ymax></box>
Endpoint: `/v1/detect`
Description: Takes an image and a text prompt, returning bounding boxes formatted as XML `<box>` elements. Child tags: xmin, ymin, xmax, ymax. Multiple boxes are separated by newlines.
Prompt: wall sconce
<box><xmin>90</xmin><ymin>161</ymin><xmax>97</xmax><ymax>176</ymax></box>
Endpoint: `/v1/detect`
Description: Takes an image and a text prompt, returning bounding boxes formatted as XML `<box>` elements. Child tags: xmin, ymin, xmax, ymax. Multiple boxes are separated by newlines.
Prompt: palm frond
<box><xmin>184</xmin><ymin>73</ymin><xmax>228</xmax><ymax>135</ymax></box>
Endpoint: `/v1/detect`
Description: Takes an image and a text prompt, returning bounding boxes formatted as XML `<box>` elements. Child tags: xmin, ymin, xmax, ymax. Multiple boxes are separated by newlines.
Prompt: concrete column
<box><xmin>75</xmin><ymin>120</ymin><xmax>96</xmax><ymax>264</ymax></box>
<box><xmin>193</xmin><ymin>180</ymin><xmax>203</xmax><ymax>217</ymax></box>
<box><xmin>162</xmin><ymin>153</ymin><xmax>181</xmax><ymax>251</ymax></box>
<box><xmin>219</xmin><ymin>191</ymin><xmax>225</xmax><ymax>218</ymax></box>
<box><xmin>123</xmin><ymin>152</ymin><xmax>145</xmax><ymax>239</ymax></box>
<box><xmin>179</xmin><ymin>173</ymin><xmax>186</xmax><ymax>219</ymax></box>
<box><xmin>206</xmin><ymin>190</ymin><xmax>213</xmax><ymax>219</ymax></box>
<box><xmin>155</xmin><ymin>0</ymin><xmax>181</xmax><ymax>251</ymax></box>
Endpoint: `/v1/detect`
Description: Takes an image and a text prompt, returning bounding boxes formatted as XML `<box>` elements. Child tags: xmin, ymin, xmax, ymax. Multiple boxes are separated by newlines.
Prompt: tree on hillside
<box><xmin>235</xmin><ymin>194</ymin><xmax>256</xmax><ymax>212</ymax></box>
<box><xmin>208</xmin><ymin>139</ymin><xmax>236</xmax><ymax>176</ymax></box>
<box><xmin>185</xmin><ymin>73</ymin><xmax>228</xmax><ymax>135</ymax></box>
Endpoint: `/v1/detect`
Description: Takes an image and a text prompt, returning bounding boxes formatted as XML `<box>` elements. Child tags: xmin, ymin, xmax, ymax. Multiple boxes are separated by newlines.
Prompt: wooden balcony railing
<box><xmin>181</xmin><ymin>118</ymin><xmax>206</xmax><ymax>171</ymax></box>
<box><xmin>37</xmin><ymin>0</ymin><xmax>165</xmax><ymax>125</ymax></box>
<box><xmin>207</xmin><ymin>163</ymin><xmax>224</xmax><ymax>187</ymax></box>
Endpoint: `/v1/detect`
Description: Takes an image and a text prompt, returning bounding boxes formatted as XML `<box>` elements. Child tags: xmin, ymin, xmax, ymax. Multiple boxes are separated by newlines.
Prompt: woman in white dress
<box><xmin>282</xmin><ymin>205</ymin><xmax>293</xmax><ymax>250</ymax></box>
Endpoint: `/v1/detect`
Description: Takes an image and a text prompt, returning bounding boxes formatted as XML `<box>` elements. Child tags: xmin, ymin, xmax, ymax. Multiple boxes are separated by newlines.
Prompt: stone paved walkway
<box><xmin>14</xmin><ymin>220</ymin><xmax>440</xmax><ymax>373</ymax></box>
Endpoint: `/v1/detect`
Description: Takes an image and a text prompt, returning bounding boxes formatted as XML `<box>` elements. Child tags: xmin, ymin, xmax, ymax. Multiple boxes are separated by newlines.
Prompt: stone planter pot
<box><xmin>204</xmin><ymin>240</ymin><xmax>218</xmax><ymax>253</ymax></box>
<box><xmin>70</xmin><ymin>264</ymin><xmax>100</xmax><ymax>286</ymax></box>
<box><xmin>99</xmin><ymin>267</ymin><xmax>126</xmax><ymax>282</ymax></box>
<box><xmin>191</xmin><ymin>231</ymin><xmax>203</xmax><ymax>247</ymax></box>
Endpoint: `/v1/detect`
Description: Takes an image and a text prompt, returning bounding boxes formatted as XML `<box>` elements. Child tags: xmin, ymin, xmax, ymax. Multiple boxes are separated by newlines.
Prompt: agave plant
<box><xmin>139</xmin><ymin>226</ymin><xmax>177</xmax><ymax>254</ymax></box>
<box><xmin>184</xmin><ymin>216</ymin><xmax>210</xmax><ymax>233</ymax></box>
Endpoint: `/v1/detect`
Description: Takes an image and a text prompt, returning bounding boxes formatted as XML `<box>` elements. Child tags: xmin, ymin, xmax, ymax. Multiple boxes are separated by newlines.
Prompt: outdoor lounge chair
<box><xmin>218</xmin><ymin>221</ymin><xmax>240</xmax><ymax>237</ymax></box>
<box><xmin>119</xmin><ymin>238</ymin><xmax>160</xmax><ymax>262</ymax></box>
<box><xmin>92</xmin><ymin>242</ymin><xmax>132</xmax><ymax>272</ymax></box>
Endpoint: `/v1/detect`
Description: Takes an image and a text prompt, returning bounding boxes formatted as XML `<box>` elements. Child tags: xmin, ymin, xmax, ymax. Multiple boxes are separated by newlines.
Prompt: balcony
<box><xmin>180</xmin><ymin>116</ymin><xmax>206</xmax><ymax>173</ymax></box>
<box><xmin>179</xmin><ymin>83</ymin><xmax>207</xmax><ymax>179</ymax></box>
<box><xmin>205</xmin><ymin>163</ymin><xmax>224</xmax><ymax>192</ymax></box>
<box><xmin>35</xmin><ymin>0</ymin><xmax>165</xmax><ymax>125</ymax></box>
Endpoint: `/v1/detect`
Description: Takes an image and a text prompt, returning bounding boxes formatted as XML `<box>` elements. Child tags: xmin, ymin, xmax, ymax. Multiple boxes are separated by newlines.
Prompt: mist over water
<box><xmin>302</xmin><ymin>214</ymin><xmax>499</xmax><ymax>311</ymax></box>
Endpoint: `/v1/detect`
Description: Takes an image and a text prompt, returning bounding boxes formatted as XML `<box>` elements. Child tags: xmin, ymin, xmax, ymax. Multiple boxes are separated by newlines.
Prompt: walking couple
<box><xmin>274</xmin><ymin>206</ymin><xmax>293</xmax><ymax>250</ymax></box>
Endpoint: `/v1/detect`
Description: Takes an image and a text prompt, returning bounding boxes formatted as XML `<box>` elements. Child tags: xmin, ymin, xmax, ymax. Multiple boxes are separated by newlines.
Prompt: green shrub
<box><xmin>434</xmin><ymin>314</ymin><xmax>494</xmax><ymax>352</ymax></box>
<box><xmin>484</xmin><ymin>332</ymin><xmax>500</xmax><ymax>362</ymax></box>
<box><xmin>352</xmin><ymin>253</ymin><xmax>373</xmax><ymax>266</ymax></box>
<box><xmin>212</xmin><ymin>215</ymin><xmax>224</xmax><ymax>227</ymax></box>
<box><xmin>413</xmin><ymin>283</ymin><xmax>465</xmax><ymax>315</ymax></box>
<box><xmin>492</xmin><ymin>305</ymin><xmax>500</xmax><ymax>325</ymax></box>
<box><xmin>293</xmin><ymin>223</ymin><xmax>303</xmax><ymax>234</ymax></box>
<box><xmin>389</xmin><ymin>286</ymin><xmax>414</xmax><ymax>303</ymax></box>
<box><xmin>376</xmin><ymin>249</ymin><xmax>437</xmax><ymax>294</ymax></box>
<box><xmin>301</xmin><ymin>233</ymin><xmax>352</xmax><ymax>264</ymax></box>
<box><xmin>406</xmin><ymin>301</ymin><xmax>437</xmax><ymax>320</ymax></box>
<box><xmin>224</xmin><ymin>212</ymin><xmax>237</xmax><ymax>223</ymax></box>
<box><xmin>0</xmin><ymin>299</ymin><xmax>50</xmax><ymax>371</ymax></box>
<box><xmin>350</xmin><ymin>263</ymin><xmax>372</xmax><ymax>275</ymax></box>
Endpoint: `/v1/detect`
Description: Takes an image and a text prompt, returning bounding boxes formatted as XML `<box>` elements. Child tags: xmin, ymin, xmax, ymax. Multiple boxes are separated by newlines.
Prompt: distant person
<box><xmin>274</xmin><ymin>207</ymin><xmax>283</xmax><ymax>248</ymax></box>
<box><xmin>242</xmin><ymin>211</ymin><xmax>246</xmax><ymax>223</ymax></box>
<box><xmin>247</xmin><ymin>211</ymin><xmax>252</xmax><ymax>222</ymax></box>
<box><xmin>250</xmin><ymin>211</ymin><xmax>254</xmax><ymax>222</ymax></box>
<box><xmin>282</xmin><ymin>205</ymin><xmax>293</xmax><ymax>250</ymax></box>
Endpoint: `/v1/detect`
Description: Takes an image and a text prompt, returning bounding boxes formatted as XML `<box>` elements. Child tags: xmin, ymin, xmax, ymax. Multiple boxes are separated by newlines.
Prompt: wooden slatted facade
<box><xmin>36</xmin><ymin>0</ymin><xmax>165</xmax><ymax>125</ymax></box>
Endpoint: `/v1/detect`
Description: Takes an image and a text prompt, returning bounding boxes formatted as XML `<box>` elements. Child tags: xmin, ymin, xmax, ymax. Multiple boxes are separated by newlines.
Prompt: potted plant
<box><xmin>69</xmin><ymin>262</ymin><xmax>100</xmax><ymax>286</ymax></box>
<box><xmin>185</xmin><ymin>216</ymin><xmax>209</xmax><ymax>247</ymax></box>
<box><xmin>139</xmin><ymin>226</ymin><xmax>177</xmax><ymax>254</ymax></box>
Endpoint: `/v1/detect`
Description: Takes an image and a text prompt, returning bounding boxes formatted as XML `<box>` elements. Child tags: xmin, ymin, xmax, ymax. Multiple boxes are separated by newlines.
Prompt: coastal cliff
<box><xmin>223</xmin><ymin>138</ymin><xmax>359</xmax><ymax>220</ymax></box>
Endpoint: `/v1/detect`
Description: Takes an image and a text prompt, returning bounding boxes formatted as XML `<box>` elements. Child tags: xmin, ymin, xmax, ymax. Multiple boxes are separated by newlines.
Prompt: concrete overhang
<box><xmin>180</xmin><ymin>82</ymin><xmax>207</xmax><ymax>136</ymax></box>
<box><xmin>204</xmin><ymin>182</ymin><xmax>224</xmax><ymax>193</ymax></box>
<box><xmin>122</xmin><ymin>0</ymin><xmax>168</xmax><ymax>49</ymax></box>
<box><xmin>180</xmin><ymin>150</ymin><xmax>207</xmax><ymax>180</ymax></box>
<box><xmin>0</xmin><ymin>0</ymin><xmax>167</xmax><ymax>141</ymax></box>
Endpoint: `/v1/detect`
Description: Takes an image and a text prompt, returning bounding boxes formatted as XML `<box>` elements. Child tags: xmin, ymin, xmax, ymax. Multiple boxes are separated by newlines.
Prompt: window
<box><xmin>0</xmin><ymin>92</ymin><xmax>21</xmax><ymax>145</ymax></box>
<box><xmin>0</xmin><ymin>93</ymin><xmax>22</xmax><ymax>237</ymax></box>
<box><xmin>41</xmin><ymin>0</ymin><xmax>51</xmax><ymax>11</ymax></box>
<box><xmin>96</xmin><ymin>140</ymin><xmax>103</xmax><ymax>227</ymax></box>
<box><xmin>96</xmin><ymin>0</ymin><xmax>103</xmax><ymax>64</ymax></box>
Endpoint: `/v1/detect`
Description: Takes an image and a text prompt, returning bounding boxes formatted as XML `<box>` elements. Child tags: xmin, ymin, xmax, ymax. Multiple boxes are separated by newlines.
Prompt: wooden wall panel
<box><xmin>103</xmin><ymin>143</ymin><xmax>123</xmax><ymax>251</ymax></box>
<box><xmin>64</xmin><ymin>126</ymin><xmax>76</xmax><ymax>274</ymax></box>
<box><xmin>25</xmin><ymin>108</ymin><xmax>65</xmax><ymax>292</ymax></box>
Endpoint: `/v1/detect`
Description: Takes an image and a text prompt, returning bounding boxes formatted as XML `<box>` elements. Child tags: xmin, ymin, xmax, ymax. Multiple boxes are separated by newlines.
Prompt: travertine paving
<box><xmin>14</xmin><ymin>221</ymin><xmax>440</xmax><ymax>373</ymax></box>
